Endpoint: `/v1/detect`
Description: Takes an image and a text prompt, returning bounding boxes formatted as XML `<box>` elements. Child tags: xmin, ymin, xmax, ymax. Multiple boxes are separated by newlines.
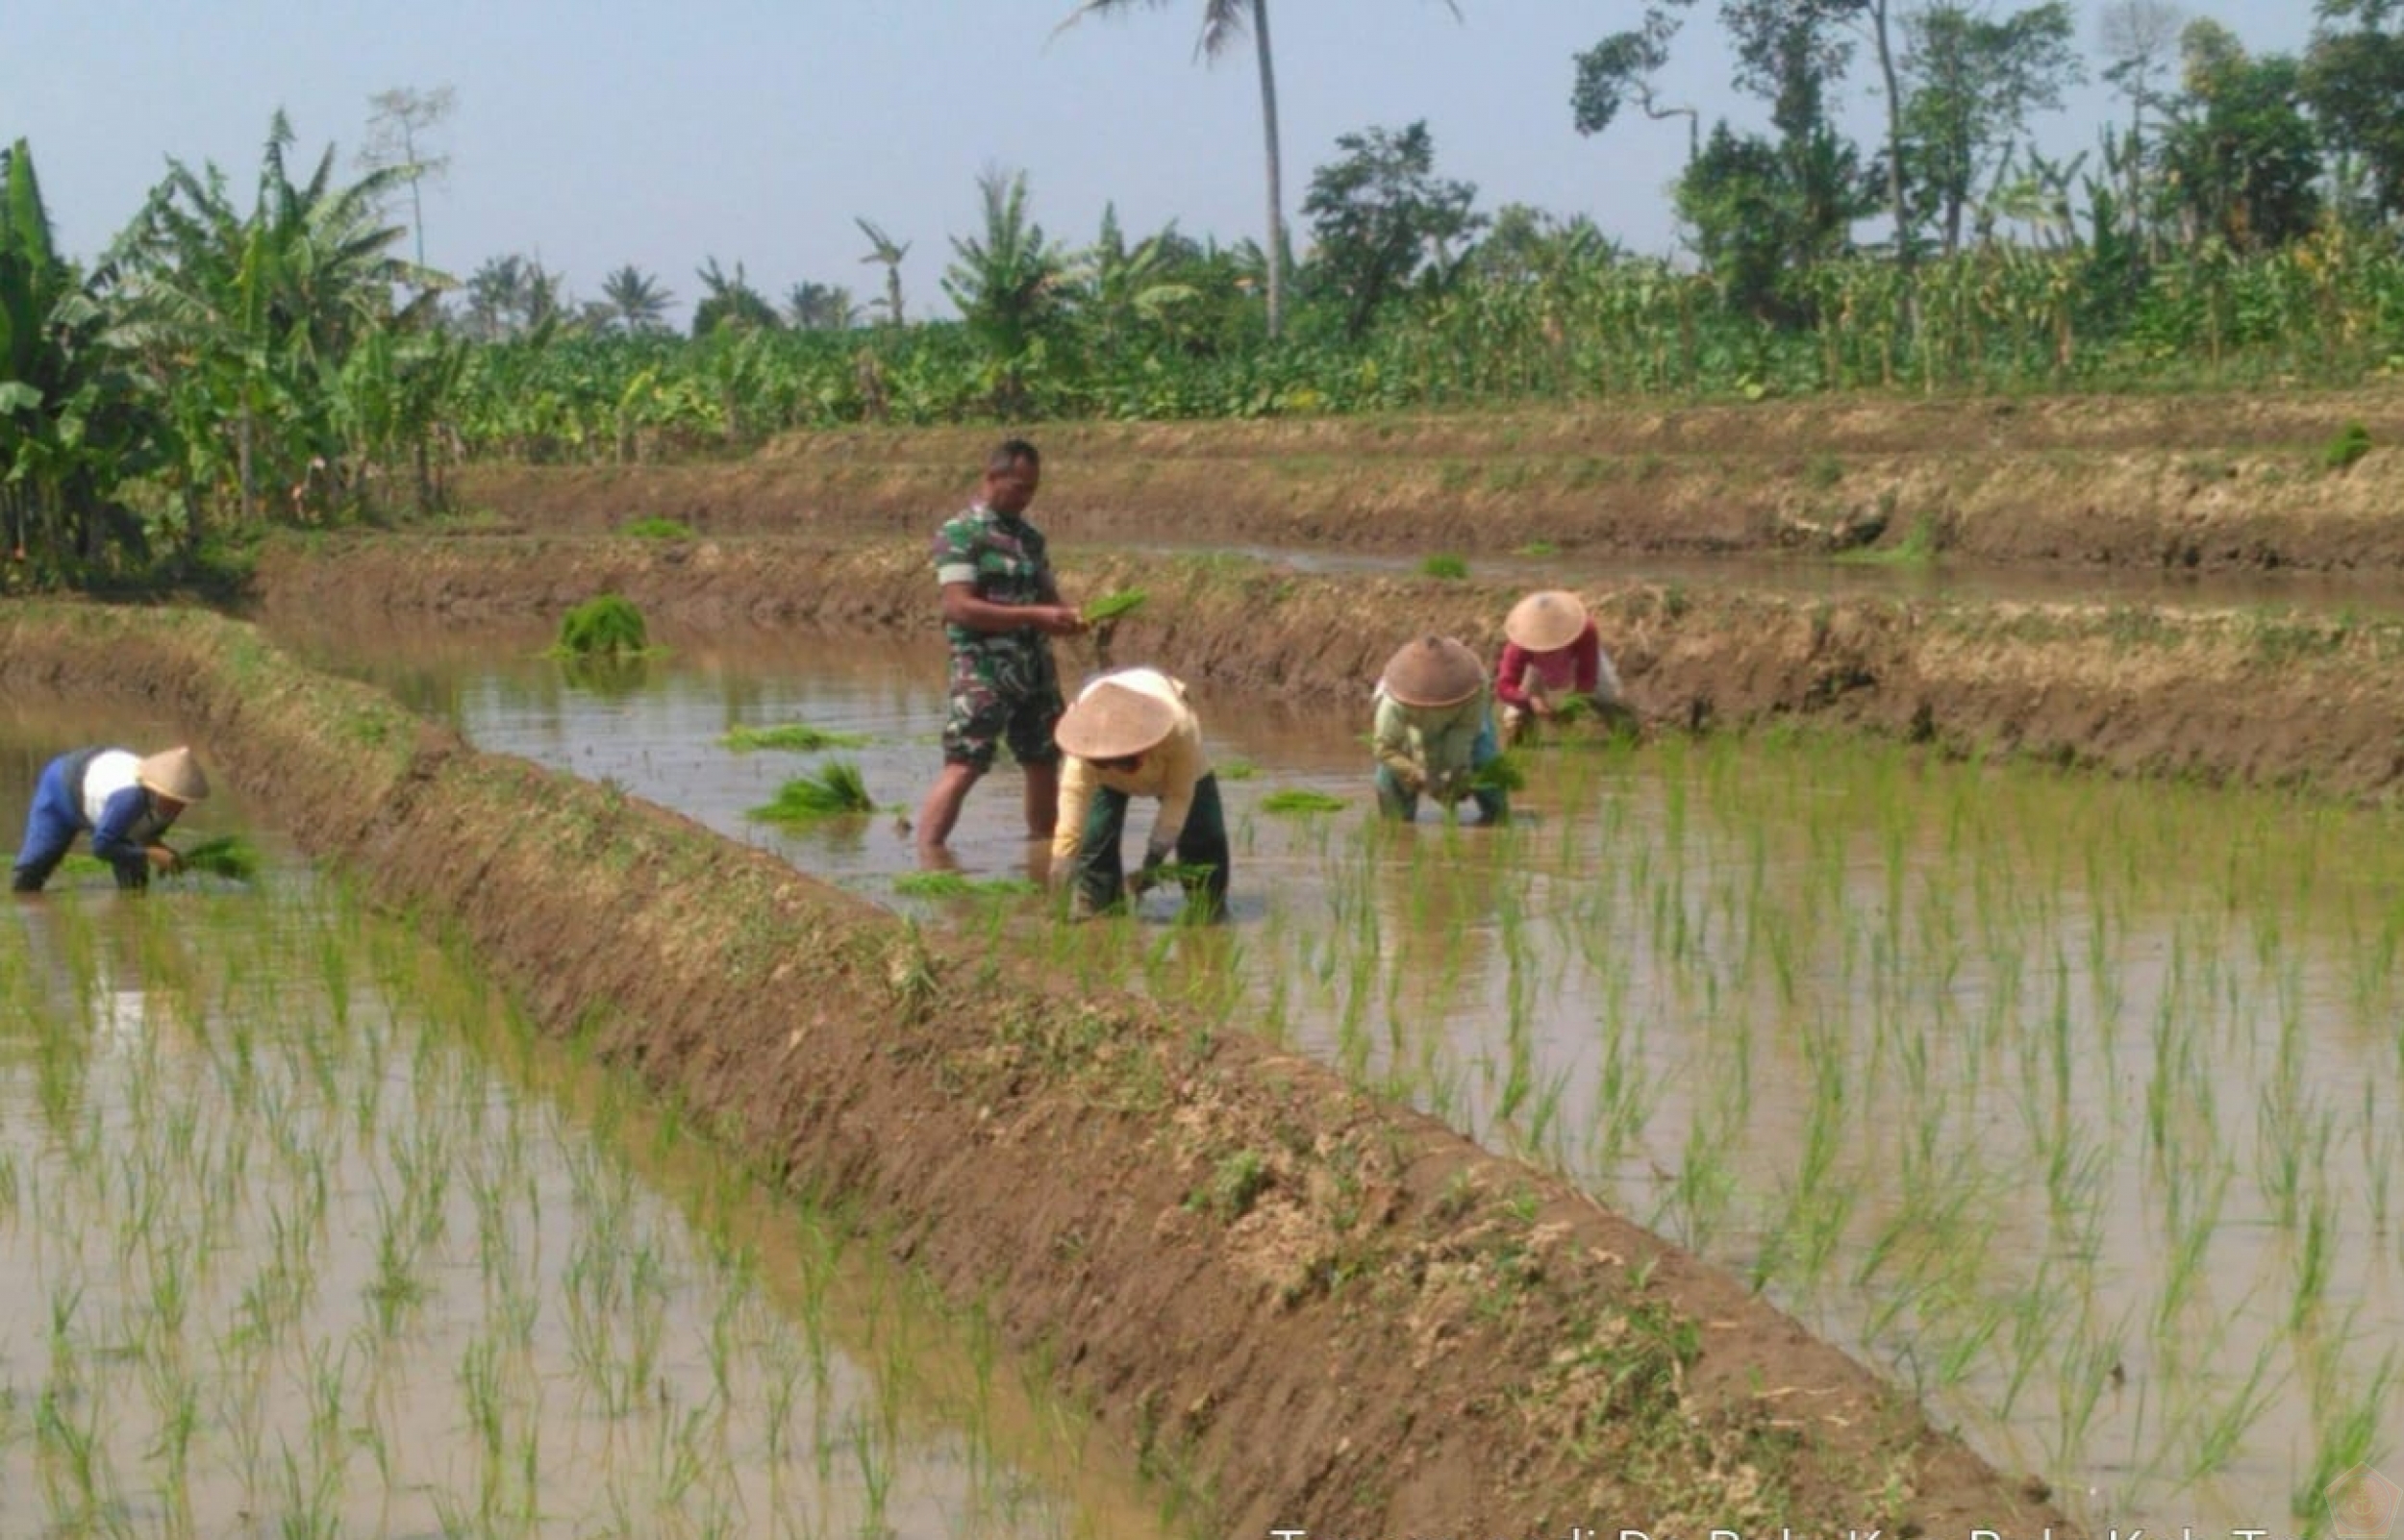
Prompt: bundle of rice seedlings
<box><xmin>721</xmin><ymin>723</ymin><xmax>870</xmax><ymax>753</ymax></box>
<box><xmin>175</xmin><ymin>833</ymin><xmax>262</xmax><ymax>881</ymax></box>
<box><xmin>747</xmin><ymin>760</ymin><xmax>876</xmax><ymax>824</ymax></box>
<box><xmin>1419</xmin><ymin>554</ymin><xmax>1468</xmax><ymax>580</ymax></box>
<box><xmin>550</xmin><ymin>594</ymin><xmax>649</xmax><ymax>658</ymax></box>
<box><xmin>1082</xmin><ymin>589</ymin><xmax>1149</xmax><ymax>624</ymax></box>
<box><xmin>1259</xmin><ymin>788</ymin><xmax>1347</xmax><ymax>815</ymax></box>
<box><xmin>618</xmin><ymin>516</ymin><xmax>696</xmax><ymax>540</ymax></box>
<box><xmin>1214</xmin><ymin>757</ymin><xmax>1260</xmax><ymax>781</ymax></box>
<box><xmin>1470</xmin><ymin>753</ymin><xmax>1528</xmax><ymax>793</ymax></box>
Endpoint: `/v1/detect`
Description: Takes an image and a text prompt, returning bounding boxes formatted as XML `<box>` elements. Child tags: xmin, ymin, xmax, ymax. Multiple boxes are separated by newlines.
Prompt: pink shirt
<box><xmin>1494</xmin><ymin>621</ymin><xmax>1614</xmax><ymax>709</ymax></box>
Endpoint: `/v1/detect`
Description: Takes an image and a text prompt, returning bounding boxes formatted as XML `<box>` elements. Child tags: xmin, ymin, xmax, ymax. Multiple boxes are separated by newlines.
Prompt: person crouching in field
<box><xmin>1373</xmin><ymin>636</ymin><xmax>1508</xmax><ymax>825</ymax></box>
<box><xmin>12</xmin><ymin>745</ymin><xmax>210</xmax><ymax>893</ymax></box>
<box><xmin>1050</xmin><ymin>667</ymin><xmax>1229</xmax><ymax>922</ymax></box>
<box><xmin>1494</xmin><ymin>588</ymin><xmax>1624</xmax><ymax>745</ymax></box>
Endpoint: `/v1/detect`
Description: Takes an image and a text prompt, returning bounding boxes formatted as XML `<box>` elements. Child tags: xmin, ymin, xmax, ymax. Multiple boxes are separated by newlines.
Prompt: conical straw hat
<box><xmin>1056</xmin><ymin>683</ymin><xmax>1177</xmax><ymax>760</ymax></box>
<box><xmin>1504</xmin><ymin>589</ymin><xmax>1589</xmax><ymax>653</ymax></box>
<box><xmin>136</xmin><ymin>745</ymin><xmax>210</xmax><ymax>802</ymax></box>
<box><xmin>1379</xmin><ymin>635</ymin><xmax>1485</xmax><ymax>708</ymax></box>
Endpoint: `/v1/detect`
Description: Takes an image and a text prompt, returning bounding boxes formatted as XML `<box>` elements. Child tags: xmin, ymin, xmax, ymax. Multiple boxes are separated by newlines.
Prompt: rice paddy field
<box><xmin>11</xmin><ymin>604</ymin><xmax>2401</xmax><ymax>1536</ymax></box>
<box><xmin>0</xmin><ymin>710</ymin><xmax>1187</xmax><ymax>1539</ymax></box>
<box><xmin>268</xmin><ymin>611</ymin><xmax>2404</xmax><ymax>1536</ymax></box>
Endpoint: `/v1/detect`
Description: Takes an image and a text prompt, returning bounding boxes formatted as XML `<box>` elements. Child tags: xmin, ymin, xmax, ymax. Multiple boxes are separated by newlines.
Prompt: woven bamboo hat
<box><xmin>1505</xmin><ymin>589</ymin><xmax>1589</xmax><ymax>654</ymax></box>
<box><xmin>136</xmin><ymin>745</ymin><xmax>210</xmax><ymax>803</ymax></box>
<box><xmin>1056</xmin><ymin>682</ymin><xmax>1177</xmax><ymax>760</ymax></box>
<box><xmin>1379</xmin><ymin>635</ymin><xmax>1485</xmax><ymax>708</ymax></box>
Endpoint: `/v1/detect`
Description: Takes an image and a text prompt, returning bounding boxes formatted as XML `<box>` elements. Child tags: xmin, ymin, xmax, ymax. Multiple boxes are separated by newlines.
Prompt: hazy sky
<box><xmin>9</xmin><ymin>0</ymin><xmax>2314</xmax><ymax>326</ymax></box>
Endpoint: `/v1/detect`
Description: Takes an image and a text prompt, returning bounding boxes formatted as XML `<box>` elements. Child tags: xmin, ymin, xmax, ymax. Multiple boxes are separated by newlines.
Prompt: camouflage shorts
<box><xmin>942</xmin><ymin>643</ymin><xmax>1064</xmax><ymax>770</ymax></box>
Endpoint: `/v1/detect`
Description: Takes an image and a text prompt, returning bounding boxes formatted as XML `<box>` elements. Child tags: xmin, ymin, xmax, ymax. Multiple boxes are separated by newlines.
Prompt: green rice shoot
<box><xmin>748</xmin><ymin>760</ymin><xmax>876</xmax><ymax>823</ymax></box>
<box><xmin>549</xmin><ymin>594</ymin><xmax>651</xmax><ymax>658</ymax></box>
<box><xmin>175</xmin><ymin>833</ymin><xmax>263</xmax><ymax>881</ymax></box>
<box><xmin>619</xmin><ymin>515</ymin><xmax>697</xmax><ymax>540</ymax></box>
<box><xmin>1082</xmin><ymin>589</ymin><xmax>1149</xmax><ymax>624</ymax></box>
<box><xmin>892</xmin><ymin>871</ymin><xmax>1041</xmax><ymax>898</ymax></box>
<box><xmin>721</xmin><ymin>723</ymin><xmax>870</xmax><ymax>753</ymax></box>
<box><xmin>1215</xmin><ymin>757</ymin><xmax>1260</xmax><ymax>781</ymax></box>
<box><xmin>1419</xmin><ymin>554</ymin><xmax>1468</xmax><ymax>581</ymax></box>
<box><xmin>1471</xmin><ymin>753</ymin><xmax>1528</xmax><ymax>793</ymax></box>
<box><xmin>1259</xmin><ymin>788</ymin><xmax>1347</xmax><ymax>815</ymax></box>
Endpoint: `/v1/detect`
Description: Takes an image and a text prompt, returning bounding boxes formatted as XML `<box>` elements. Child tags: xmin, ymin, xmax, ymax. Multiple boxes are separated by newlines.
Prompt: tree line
<box><xmin>1</xmin><ymin>0</ymin><xmax>2398</xmax><ymax>587</ymax></box>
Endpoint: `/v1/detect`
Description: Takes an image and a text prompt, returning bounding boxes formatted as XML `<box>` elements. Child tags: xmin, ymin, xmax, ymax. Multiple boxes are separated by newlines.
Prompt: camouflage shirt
<box><xmin>932</xmin><ymin>502</ymin><xmax>1058</xmax><ymax>664</ymax></box>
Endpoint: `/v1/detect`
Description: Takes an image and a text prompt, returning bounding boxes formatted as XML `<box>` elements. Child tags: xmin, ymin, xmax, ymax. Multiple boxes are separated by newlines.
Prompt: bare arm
<box><xmin>939</xmin><ymin>582</ymin><xmax>1085</xmax><ymax>637</ymax></box>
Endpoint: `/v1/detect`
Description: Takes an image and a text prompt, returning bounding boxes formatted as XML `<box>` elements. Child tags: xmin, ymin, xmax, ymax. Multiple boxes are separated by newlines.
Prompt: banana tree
<box><xmin>116</xmin><ymin>112</ymin><xmax>436</xmax><ymax>530</ymax></box>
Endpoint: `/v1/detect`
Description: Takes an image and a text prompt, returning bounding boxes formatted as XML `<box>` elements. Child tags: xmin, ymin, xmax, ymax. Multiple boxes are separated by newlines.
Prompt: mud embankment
<box><xmin>259</xmin><ymin>535</ymin><xmax>2404</xmax><ymax>804</ymax></box>
<box><xmin>0</xmin><ymin>603</ymin><xmax>2071</xmax><ymax>1539</ymax></box>
<box><xmin>450</xmin><ymin>389</ymin><xmax>2404</xmax><ymax>573</ymax></box>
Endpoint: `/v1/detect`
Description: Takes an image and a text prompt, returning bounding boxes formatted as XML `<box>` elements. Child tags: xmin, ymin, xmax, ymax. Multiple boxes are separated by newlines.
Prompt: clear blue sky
<box><xmin>8</xmin><ymin>0</ymin><xmax>2312</xmax><ymax>327</ymax></box>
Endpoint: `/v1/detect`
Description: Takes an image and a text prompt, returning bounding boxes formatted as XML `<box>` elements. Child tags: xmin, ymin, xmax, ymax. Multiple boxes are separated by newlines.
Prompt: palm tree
<box><xmin>855</xmin><ymin>218</ymin><xmax>910</xmax><ymax>325</ymax></box>
<box><xmin>1056</xmin><ymin>0</ymin><xmax>1461</xmax><ymax>340</ymax></box>
<box><xmin>600</xmin><ymin>264</ymin><xmax>675</xmax><ymax>333</ymax></box>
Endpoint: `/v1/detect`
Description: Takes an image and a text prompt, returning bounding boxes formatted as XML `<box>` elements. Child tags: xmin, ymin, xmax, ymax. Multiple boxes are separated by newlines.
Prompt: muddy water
<box><xmin>0</xmin><ymin>707</ymin><xmax>1185</xmax><ymax>1539</ymax></box>
<box><xmin>274</xmin><ymin>611</ymin><xmax>2404</xmax><ymax>1537</ymax></box>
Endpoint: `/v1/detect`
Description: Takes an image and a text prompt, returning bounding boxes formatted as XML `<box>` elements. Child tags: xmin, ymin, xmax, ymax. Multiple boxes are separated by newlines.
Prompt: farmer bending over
<box><xmin>12</xmin><ymin>745</ymin><xmax>210</xmax><ymax>893</ymax></box>
<box><xmin>1373</xmin><ymin>636</ymin><xmax>1508</xmax><ymax>825</ymax></box>
<box><xmin>1494</xmin><ymin>588</ymin><xmax>1624</xmax><ymax>745</ymax></box>
<box><xmin>1051</xmin><ymin>667</ymin><xmax>1229</xmax><ymax>922</ymax></box>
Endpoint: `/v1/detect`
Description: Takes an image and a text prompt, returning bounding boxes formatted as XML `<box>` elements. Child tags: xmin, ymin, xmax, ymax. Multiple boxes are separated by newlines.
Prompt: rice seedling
<box><xmin>747</xmin><ymin>760</ymin><xmax>877</xmax><ymax>823</ymax></box>
<box><xmin>1418</xmin><ymin>553</ymin><xmax>1468</xmax><ymax>580</ymax></box>
<box><xmin>1081</xmin><ymin>588</ymin><xmax>1149</xmax><ymax>624</ymax></box>
<box><xmin>1258</xmin><ymin>788</ymin><xmax>1346</xmax><ymax>815</ymax></box>
<box><xmin>165</xmin><ymin>832</ymin><xmax>262</xmax><ymax>882</ymax></box>
<box><xmin>890</xmin><ymin>871</ymin><xmax>1039</xmax><ymax>899</ymax></box>
<box><xmin>720</xmin><ymin>722</ymin><xmax>870</xmax><ymax>753</ymax></box>
<box><xmin>548</xmin><ymin>593</ymin><xmax>652</xmax><ymax>658</ymax></box>
<box><xmin>619</xmin><ymin>515</ymin><xmax>697</xmax><ymax>539</ymax></box>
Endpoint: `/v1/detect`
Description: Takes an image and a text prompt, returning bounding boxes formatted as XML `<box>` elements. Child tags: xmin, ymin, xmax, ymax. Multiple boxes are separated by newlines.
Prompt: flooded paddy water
<box><xmin>0</xmin><ymin>708</ymin><xmax>1186</xmax><ymax>1538</ymax></box>
<box><xmin>268</xmin><ymin>610</ymin><xmax>2404</xmax><ymax>1537</ymax></box>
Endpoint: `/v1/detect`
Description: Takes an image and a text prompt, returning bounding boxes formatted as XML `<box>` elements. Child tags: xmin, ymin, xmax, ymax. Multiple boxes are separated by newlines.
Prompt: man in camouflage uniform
<box><xmin>914</xmin><ymin>438</ymin><xmax>1088</xmax><ymax>855</ymax></box>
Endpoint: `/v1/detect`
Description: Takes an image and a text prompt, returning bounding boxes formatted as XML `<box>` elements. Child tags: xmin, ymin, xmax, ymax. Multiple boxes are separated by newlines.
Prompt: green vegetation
<box><xmin>720</xmin><ymin>722</ymin><xmax>870</xmax><ymax>753</ymax></box>
<box><xmin>2325</xmin><ymin>422</ymin><xmax>2372</xmax><ymax>470</ymax></box>
<box><xmin>748</xmin><ymin>760</ymin><xmax>876</xmax><ymax>823</ymax></box>
<box><xmin>1469</xmin><ymin>753</ymin><xmax>1527</xmax><ymax>793</ymax></box>
<box><xmin>617</xmin><ymin>515</ymin><xmax>696</xmax><ymax>539</ymax></box>
<box><xmin>1082</xmin><ymin>588</ymin><xmax>1150</xmax><ymax>624</ymax></box>
<box><xmin>1418</xmin><ymin>554</ymin><xmax>1469</xmax><ymax>581</ymax></box>
<box><xmin>550</xmin><ymin>595</ymin><xmax>649</xmax><ymax>658</ymax></box>
<box><xmin>892</xmin><ymin>871</ymin><xmax>1040</xmax><ymax>898</ymax></box>
<box><xmin>1259</xmin><ymin>788</ymin><xmax>1348</xmax><ymax>815</ymax></box>
<box><xmin>173</xmin><ymin>833</ymin><xmax>261</xmax><ymax>882</ymax></box>
<box><xmin>15</xmin><ymin>28</ymin><xmax>2404</xmax><ymax>596</ymax></box>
